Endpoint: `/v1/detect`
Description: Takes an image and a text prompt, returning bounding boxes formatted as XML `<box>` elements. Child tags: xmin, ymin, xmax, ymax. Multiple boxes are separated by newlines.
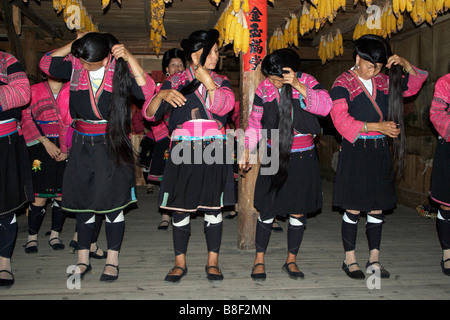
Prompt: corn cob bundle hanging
<box><xmin>353</xmin><ymin>1</ymin><xmax>405</xmax><ymax>41</ymax></box>
<box><xmin>102</xmin><ymin>0</ymin><xmax>110</xmax><ymax>9</ymax></box>
<box><xmin>231</xmin><ymin>0</ymin><xmax>250</xmax><ymax>14</ymax></box>
<box><xmin>334</xmin><ymin>28</ymin><xmax>344</xmax><ymax>56</ymax></box>
<box><xmin>268</xmin><ymin>26</ymin><xmax>287</xmax><ymax>53</ymax></box>
<box><xmin>150</xmin><ymin>0</ymin><xmax>166</xmax><ymax>56</ymax></box>
<box><xmin>214</xmin><ymin>0</ymin><xmax>251</xmax><ymax>55</ymax></box>
<box><xmin>60</xmin><ymin>0</ymin><xmax>98</xmax><ymax>32</ymax></box>
<box><xmin>304</xmin><ymin>0</ymin><xmax>345</xmax><ymax>32</ymax></box>
<box><xmin>317</xmin><ymin>28</ymin><xmax>343</xmax><ymax>65</ymax></box>
<box><xmin>352</xmin><ymin>15</ymin><xmax>368</xmax><ymax>40</ymax></box>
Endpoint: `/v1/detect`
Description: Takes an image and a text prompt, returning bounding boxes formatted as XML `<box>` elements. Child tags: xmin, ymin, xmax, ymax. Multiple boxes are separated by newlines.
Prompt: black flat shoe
<box><xmin>0</xmin><ymin>270</ymin><xmax>14</xmax><ymax>288</ymax></box>
<box><xmin>282</xmin><ymin>262</ymin><xmax>305</xmax><ymax>280</ymax></box>
<box><xmin>158</xmin><ymin>220</ymin><xmax>170</xmax><ymax>230</ymax></box>
<box><xmin>71</xmin><ymin>263</ymin><xmax>92</xmax><ymax>280</ymax></box>
<box><xmin>164</xmin><ymin>266</ymin><xmax>188</xmax><ymax>283</ymax></box>
<box><xmin>68</xmin><ymin>240</ymin><xmax>78</xmax><ymax>254</ymax></box>
<box><xmin>272</xmin><ymin>222</ymin><xmax>283</xmax><ymax>233</ymax></box>
<box><xmin>441</xmin><ymin>258</ymin><xmax>450</xmax><ymax>276</ymax></box>
<box><xmin>49</xmin><ymin>238</ymin><xmax>65</xmax><ymax>250</ymax></box>
<box><xmin>89</xmin><ymin>247</ymin><xmax>107</xmax><ymax>259</ymax></box>
<box><xmin>23</xmin><ymin>240</ymin><xmax>38</xmax><ymax>254</ymax></box>
<box><xmin>225</xmin><ymin>211</ymin><xmax>238</xmax><ymax>219</ymax></box>
<box><xmin>100</xmin><ymin>264</ymin><xmax>119</xmax><ymax>282</ymax></box>
<box><xmin>205</xmin><ymin>265</ymin><xmax>224</xmax><ymax>281</ymax></box>
<box><xmin>366</xmin><ymin>261</ymin><xmax>390</xmax><ymax>279</ymax></box>
<box><xmin>342</xmin><ymin>261</ymin><xmax>365</xmax><ymax>280</ymax></box>
<box><xmin>250</xmin><ymin>263</ymin><xmax>266</xmax><ymax>281</ymax></box>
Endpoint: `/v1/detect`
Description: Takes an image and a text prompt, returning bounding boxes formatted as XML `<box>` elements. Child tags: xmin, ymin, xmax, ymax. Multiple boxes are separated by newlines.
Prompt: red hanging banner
<box><xmin>243</xmin><ymin>0</ymin><xmax>267</xmax><ymax>72</ymax></box>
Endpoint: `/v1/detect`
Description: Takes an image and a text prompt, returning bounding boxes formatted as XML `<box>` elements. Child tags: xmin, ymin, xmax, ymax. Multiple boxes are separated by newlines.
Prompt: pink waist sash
<box><xmin>172</xmin><ymin>120</ymin><xmax>225</xmax><ymax>140</ymax></box>
<box><xmin>268</xmin><ymin>134</ymin><xmax>314</xmax><ymax>151</ymax></box>
<box><xmin>74</xmin><ymin>120</ymin><xmax>107</xmax><ymax>135</ymax></box>
<box><xmin>36</xmin><ymin>122</ymin><xmax>59</xmax><ymax>136</ymax></box>
<box><xmin>0</xmin><ymin>120</ymin><xmax>18</xmax><ymax>137</ymax></box>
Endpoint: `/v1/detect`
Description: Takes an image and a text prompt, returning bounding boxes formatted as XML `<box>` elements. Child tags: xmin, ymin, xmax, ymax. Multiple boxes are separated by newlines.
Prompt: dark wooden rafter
<box><xmin>1</xmin><ymin>0</ymin><xmax>25</xmax><ymax>66</ymax></box>
<box><xmin>143</xmin><ymin>0</ymin><xmax>151</xmax><ymax>37</ymax></box>
<box><xmin>11</xmin><ymin>0</ymin><xmax>63</xmax><ymax>39</ymax></box>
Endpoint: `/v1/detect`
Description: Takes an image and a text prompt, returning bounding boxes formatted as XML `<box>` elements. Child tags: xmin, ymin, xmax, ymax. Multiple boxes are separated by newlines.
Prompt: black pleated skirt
<box><xmin>137</xmin><ymin>136</ymin><xmax>155</xmax><ymax>168</ymax></box>
<box><xmin>148</xmin><ymin>137</ymin><xmax>170</xmax><ymax>182</ymax></box>
<box><xmin>28</xmin><ymin>137</ymin><xmax>66</xmax><ymax>198</ymax></box>
<box><xmin>0</xmin><ymin>132</ymin><xmax>34</xmax><ymax>215</ymax></box>
<box><xmin>62</xmin><ymin>132</ymin><xmax>136</xmax><ymax>214</ymax></box>
<box><xmin>430</xmin><ymin>139</ymin><xmax>450</xmax><ymax>207</ymax></box>
<box><xmin>159</xmin><ymin>137</ymin><xmax>234</xmax><ymax>212</ymax></box>
<box><xmin>254</xmin><ymin>146</ymin><xmax>322</xmax><ymax>220</ymax></box>
<box><xmin>333</xmin><ymin>137</ymin><xmax>397</xmax><ymax>212</ymax></box>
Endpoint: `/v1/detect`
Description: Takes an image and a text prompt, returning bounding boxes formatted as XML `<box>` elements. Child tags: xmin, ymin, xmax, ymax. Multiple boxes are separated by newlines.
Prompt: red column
<box><xmin>238</xmin><ymin>0</ymin><xmax>267</xmax><ymax>250</ymax></box>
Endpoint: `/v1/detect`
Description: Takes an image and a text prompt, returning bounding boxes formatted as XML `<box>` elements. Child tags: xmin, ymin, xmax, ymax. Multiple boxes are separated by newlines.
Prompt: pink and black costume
<box><xmin>142</xmin><ymin>65</ymin><xmax>235</xmax><ymax>257</ymax></box>
<box><xmin>40</xmin><ymin>52</ymin><xmax>155</xmax><ymax>214</ymax></box>
<box><xmin>330</xmin><ymin>66</ymin><xmax>428</xmax><ymax>212</ymax></box>
<box><xmin>429</xmin><ymin>73</ymin><xmax>450</xmax><ymax>255</ymax></box>
<box><xmin>21</xmin><ymin>81</ymin><xmax>68</xmax><ymax>238</ymax></box>
<box><xmin>246</xmin><ymin>72</ymin><xmax>332</xmax><ymax>256</ymax></box>
<box><xmin>0</xmin><ymin>51</ymin><xmax>32</xmax><ymax>262</ymax></box>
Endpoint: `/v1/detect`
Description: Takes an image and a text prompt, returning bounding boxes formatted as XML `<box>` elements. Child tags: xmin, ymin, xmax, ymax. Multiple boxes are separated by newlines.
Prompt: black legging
<box><xmin>76</xmin><ymin>210</ymin><xmax>124</xmax><ymax>252</ymax></box>
<box><xmin>0</xmin><ymin>213</ymin><xmax>17</xmax><ymax>258</ymax></box>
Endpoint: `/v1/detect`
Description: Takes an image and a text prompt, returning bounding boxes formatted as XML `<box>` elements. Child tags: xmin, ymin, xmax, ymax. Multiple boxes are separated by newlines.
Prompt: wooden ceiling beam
<box><xmin>11</xmin><ymin>0</ymin><xmax>63</xmax><ymax>39</ymax></box>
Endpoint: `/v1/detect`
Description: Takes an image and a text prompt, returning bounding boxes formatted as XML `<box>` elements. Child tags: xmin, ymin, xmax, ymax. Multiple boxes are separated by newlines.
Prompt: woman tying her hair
<box><xmin>143</xmin><ymin>29</ymin><xmax>235</xmax><ymax>283</ymax></box>
<box><xmin>240</xmin><ymin>48</ymin><xmax>332</xmax><ymax>281</ymax></box>
<box><xmin>330</xmin><ymin>34</ymin><xmax>428</xmax><ymax>280</ymax></box>
<box><xmin>39</xmin><ymin>32</ymin><xmax>155</xmax><ymax>282</ymax></box>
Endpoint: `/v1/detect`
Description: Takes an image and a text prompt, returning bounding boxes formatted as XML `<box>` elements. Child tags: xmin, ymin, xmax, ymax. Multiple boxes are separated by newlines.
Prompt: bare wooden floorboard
<box><xmin>1</xmin><ymin>180</ymin><xmax>449</xmax><ymax>300</ymax></box>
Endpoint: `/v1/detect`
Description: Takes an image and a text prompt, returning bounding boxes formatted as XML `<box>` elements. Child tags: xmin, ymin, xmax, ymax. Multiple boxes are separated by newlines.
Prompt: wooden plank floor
<box><xmin>1</xmin><ymin>180</ymin><xmax>449</xmax><ymax>300</ymax></box>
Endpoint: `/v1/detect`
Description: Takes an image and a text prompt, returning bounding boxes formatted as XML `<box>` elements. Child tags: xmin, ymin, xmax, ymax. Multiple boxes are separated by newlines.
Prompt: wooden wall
<box><xmin>304</xmin><ymin>18</ymin><xmax>450</xmax><ymax>209</ymax></box>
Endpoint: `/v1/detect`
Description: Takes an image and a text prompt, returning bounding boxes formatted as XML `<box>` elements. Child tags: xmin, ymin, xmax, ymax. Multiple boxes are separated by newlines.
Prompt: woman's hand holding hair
<box><xmin>386</xmin><ymin>54</ymin><xmax>417</xmax><ymax>76</ymax></box>
<box><xmin>112</xmin><ymin>44</ymin><xmax>148</xmax><ymax>86</ymax></box>
<box><xmin>111</xmin><ymin>44</ymin><xmax>131</xmax><ymax>62</ymax></box>
<box><xmin>282</xmin><ymin>67</ymin><xmax>306</xmax><ymax>97</ymax></box>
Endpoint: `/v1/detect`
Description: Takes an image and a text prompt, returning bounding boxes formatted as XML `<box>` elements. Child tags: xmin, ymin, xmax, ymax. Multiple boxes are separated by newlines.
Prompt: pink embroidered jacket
<box><xmin>142</xmin><ymin>66</ymin><xmax>235</xmax><ymax>132</ymax></box>
<box><xmin>132</xmin><ymin>84</ymin><xmax>169</xmax><ymax>141</ymax></box>
<box><xmin>245</xmin><ymin>72</ymin><xmax>332</xmax><ymax>152</ymax></box>
<box><xmin>0</xmin><ymin>51</ymin><xmax>31</xmax><ymax>119</ymax></box>
<box><xmin>430</xmin><ymin>73</ymin><xmax>450</xmax><ymax>142</ymax></box>
<box><xmin>22</xmin><ymin>82</ymin><xmax>63</xmax><ymax>144</ymax></box>
<box><xmin>330</xmin><ymin>65</ymin><xmax>428</xmax><ymax>143</ymax></box>
<box><xmin>39</xmin><ymin>52</ymin><xmax>155</xmax><ymax>122</ymax></box>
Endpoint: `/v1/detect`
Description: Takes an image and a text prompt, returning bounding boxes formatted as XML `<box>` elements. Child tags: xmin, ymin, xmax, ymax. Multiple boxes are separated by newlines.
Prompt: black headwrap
<box><xmin>179</xmin><ymin>29</ymin><xmax>219</xmax><ymax>96</ymax></box>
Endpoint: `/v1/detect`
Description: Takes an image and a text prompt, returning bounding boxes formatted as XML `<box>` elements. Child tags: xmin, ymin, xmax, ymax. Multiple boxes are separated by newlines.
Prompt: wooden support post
<box><xmin>1</xmin><ymin>0</ymin><xmax>25</xmax><ymax>67</ymax></box>
<box><xmin>237</xmin><ymin>0</ymin><xmax>267</xmax><ymax>250</ymax></box>
<box><xmin>24</xmin><ymin>29</ymin><xmax>37</xmax><ymax>79</ymax></box>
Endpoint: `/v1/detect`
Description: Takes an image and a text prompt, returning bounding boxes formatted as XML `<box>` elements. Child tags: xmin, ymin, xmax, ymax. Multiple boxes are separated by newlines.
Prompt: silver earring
<box><xmin>165</xmin><ymin>73</ymin><xmax>170</xmax><ymax>77</ymax></box>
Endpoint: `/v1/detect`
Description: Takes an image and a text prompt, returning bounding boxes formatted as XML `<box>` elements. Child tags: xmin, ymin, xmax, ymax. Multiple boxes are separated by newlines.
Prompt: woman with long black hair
<box><xmin>330</xmin><ymin>34</ymin><xmax>428</xmax><ymax>280</ymax></box>
<box><xmin>143</xmin><ymin>29</ymin><xmax>235</xmax><ymax>283</ymax></box>
<box><xmin>39</xmin><ymin>32</ymin><xmax>155</xmax><ymax>282</ymax></box>
<box><xmin>240</xmin><ymin>48</ymin><xmax>332</xmax><ymax>281</ymax></box>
